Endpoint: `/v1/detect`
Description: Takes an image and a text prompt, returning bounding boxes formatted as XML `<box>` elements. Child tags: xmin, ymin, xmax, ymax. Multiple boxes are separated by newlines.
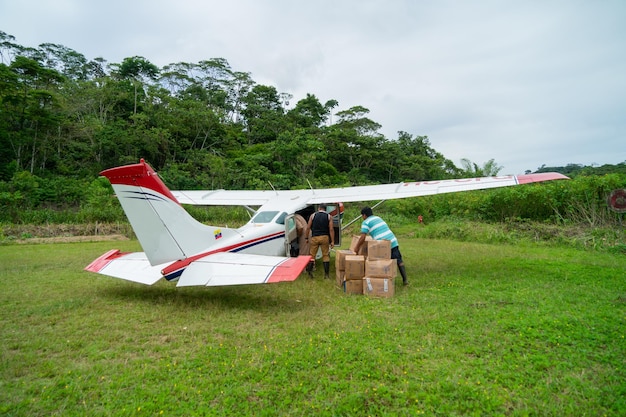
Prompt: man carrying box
<box><xmin>353</xmin><ymin>207</ymin><xmax>409</xmax><ymax>286</ymax></box>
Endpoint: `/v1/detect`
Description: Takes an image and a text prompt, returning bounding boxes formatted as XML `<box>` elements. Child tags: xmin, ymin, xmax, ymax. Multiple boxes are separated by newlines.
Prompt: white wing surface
<box><xmin>84</xmin><ymin>250</ymin><xmax>166</xmax><ymax>285</ymax></box>
<box><xmin>306</xmin><ymin>173</ymin><xmax>568</xmax><ymax>204</ymax></box>
<box><xmin>176</xmin><ymin>252</ymin><xmax>310</xmax><ymax>287</ymax></box>
<box><xmin>86</xmin><ymin>249</ymin><xmax>311</xmax><ymax>287</ymax></box>
<box><xmin>172</xmin><ymin>189</ymin><xmax>302</xmax><ymax>206</ymax></box>
<box><xmin>173</xmin><ymin>173</ymin><xmax>568</xmax><ymax>206</ymax></box>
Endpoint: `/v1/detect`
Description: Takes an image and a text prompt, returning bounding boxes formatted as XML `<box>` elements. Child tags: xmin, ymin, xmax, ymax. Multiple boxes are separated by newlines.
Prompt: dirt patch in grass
<box><xmin>1</xmin><ymin>223</ymin><xmax>133</xmax><ymax>244</ymax></box>
<box><xmin>13</xmin><ymin>234</ymin><xmax>130</xmax><ymax>244</ymax></box>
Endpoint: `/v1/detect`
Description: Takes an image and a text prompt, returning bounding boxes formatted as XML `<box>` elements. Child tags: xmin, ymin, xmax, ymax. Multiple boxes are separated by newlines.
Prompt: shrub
<box><xmin>78</xmin><ymin>177</ymin><xmax>124</xmax><ymax>222</ymax></box>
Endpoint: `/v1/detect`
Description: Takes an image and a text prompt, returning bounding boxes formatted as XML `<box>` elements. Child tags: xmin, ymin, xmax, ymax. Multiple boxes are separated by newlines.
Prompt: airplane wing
<box><xmin>172</xmin><ymin>189</ymin><xmax>301</xmax><ymax>206</ymax></box>
<box><xmin>85</xmin><ymin>249</ymin><xmax>310</xmax><ymax>287</ymax></box>
<box><xmin>304</xmin><ymin>173</ymin><xmax>569</xmax><ymax>204</ymax></box>
<box><xmin>175</xmin><ymin>252</ymin><xmax>311</xmax><ymax>287</ymax></box>
<box><xmin>173</xmin><ymin>173</ymin><xmax>568</xmax><ymax>206</ymax></box>
<box><xmin>84</xmin><ymin>250</ymin><xmax>166</xmax><ymax>285</ymax></box>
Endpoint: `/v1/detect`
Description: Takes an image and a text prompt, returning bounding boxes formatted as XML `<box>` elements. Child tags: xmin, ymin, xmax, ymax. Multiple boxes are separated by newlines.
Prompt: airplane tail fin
<box><xmin>100</xmin><ymin>159</ymin><xmax>237</xmax><ymax>266</ymax></box>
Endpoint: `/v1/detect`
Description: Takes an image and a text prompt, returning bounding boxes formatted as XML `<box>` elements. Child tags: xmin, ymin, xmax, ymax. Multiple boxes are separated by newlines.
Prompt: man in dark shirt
<box><xmin>304</xmin><ymin>204</ymin><xmax>335</xmax><ymax>278</ymax></box>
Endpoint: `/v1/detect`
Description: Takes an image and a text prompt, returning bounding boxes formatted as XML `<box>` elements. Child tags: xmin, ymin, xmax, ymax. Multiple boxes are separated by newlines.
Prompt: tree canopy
<box><xmin>0</xmin><ymin>31</ymin><xmax>622</xmax><ymax>193</ymax></box>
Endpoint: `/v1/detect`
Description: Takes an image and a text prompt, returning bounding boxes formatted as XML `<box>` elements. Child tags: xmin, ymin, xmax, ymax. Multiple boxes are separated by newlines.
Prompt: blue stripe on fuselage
<box><xmin>163</xmin><ymin>232</ymin><xmax>285</xmax><ymax>281</ymax></box>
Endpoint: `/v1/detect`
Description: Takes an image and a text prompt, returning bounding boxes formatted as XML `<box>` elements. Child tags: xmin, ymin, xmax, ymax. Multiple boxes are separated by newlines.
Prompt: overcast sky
<box><xmin>2</xmin><ymin>0</ymin><xmax>625</xmax><ymax>174</ymax></box>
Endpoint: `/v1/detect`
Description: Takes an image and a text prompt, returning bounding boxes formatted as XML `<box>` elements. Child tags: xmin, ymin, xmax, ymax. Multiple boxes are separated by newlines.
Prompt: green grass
<box><xmin>1</xmin><ymin>238</ymin><xmax>625</xmax><ymax>416</ymax></box>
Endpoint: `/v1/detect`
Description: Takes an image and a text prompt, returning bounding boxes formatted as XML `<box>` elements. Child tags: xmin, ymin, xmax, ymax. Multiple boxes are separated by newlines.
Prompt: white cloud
<box><xmin>1</xmin><ymin>0</ymin><xmax>625</xmax><ymax>174</ymax></box>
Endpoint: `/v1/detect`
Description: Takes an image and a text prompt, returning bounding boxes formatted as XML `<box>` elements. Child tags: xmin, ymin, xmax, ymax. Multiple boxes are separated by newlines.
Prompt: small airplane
<box><xmin>85</xmin><ymin>159</ymin><xmax>568</xmax><ymax>287</ymax></box>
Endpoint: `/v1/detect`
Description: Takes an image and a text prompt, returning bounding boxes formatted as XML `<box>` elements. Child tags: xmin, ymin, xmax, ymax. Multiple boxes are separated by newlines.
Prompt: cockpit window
<box><xmin>275</xmin><ymin>212</ymin><xmax>287</xmax><ymax>225</ymax></box>
<box><xmin>251</xmin><ymin>211</ymin><xmax>279</xmax><ymax>223</ymax></box>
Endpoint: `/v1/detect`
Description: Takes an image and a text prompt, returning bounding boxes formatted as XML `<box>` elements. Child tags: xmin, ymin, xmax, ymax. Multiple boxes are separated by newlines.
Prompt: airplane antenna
<box><xmin>268</xmin><ymin>181</ymin><xmax>279</xmax><ymax>195</ymax></box>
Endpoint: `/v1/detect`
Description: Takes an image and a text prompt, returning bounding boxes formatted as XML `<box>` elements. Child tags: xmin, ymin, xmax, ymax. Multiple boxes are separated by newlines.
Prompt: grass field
<box><xmin>1</xmin><ymin>238</ymin><xmax>624</xmax><ymax>416</ymax></box>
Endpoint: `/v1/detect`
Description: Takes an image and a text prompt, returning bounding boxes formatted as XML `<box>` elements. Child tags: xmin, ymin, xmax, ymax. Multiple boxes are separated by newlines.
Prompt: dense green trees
<box><xmin>1</xmin><ymin>32</ymin><xmax>625</xmax><ymax>226</ymax></box>
<box><xmin>0</xmin><ymin>32</ymin><xmax>458</xmax><ymax>187</ymax></box>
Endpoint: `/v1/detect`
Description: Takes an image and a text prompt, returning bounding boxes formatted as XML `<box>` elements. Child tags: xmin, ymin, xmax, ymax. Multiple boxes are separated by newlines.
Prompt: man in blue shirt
<box><xmin>353</xmin><ymin>206</ymin><xmax>408</xmax><ymax>285</ymax></box>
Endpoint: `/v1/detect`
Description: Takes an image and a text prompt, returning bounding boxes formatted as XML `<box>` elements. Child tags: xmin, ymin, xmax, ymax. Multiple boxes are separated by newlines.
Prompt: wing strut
<box><xmin>341</xmin><ymin>200</ymin><xmax>386</xmax><ymax>231</ymax></box>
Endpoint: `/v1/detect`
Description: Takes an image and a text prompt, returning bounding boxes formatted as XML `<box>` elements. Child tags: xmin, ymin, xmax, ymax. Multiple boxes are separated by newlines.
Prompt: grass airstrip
<box><xmin>1</xmin><ymin>237</ymin><xmax>624</xmax><ymax>416</ymax></box>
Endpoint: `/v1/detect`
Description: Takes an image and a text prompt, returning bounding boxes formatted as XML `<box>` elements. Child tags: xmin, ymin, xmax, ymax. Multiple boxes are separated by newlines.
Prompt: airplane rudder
<box><xmin>101</xmin><ymin>159</ymin><xmax>180</xmax><ymax>205</ymax></box>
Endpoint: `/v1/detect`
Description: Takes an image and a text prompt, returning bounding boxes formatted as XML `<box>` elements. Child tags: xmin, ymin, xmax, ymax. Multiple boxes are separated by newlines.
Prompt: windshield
<box><xmin>251</xmin><ymin>211</ymin><xmax>279</xmax><ymax>223</ymax></box>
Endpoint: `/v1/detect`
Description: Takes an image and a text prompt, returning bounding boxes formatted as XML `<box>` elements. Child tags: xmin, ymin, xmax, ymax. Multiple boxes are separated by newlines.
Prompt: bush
<box><xmin>556</xmin><ymin>173</ymin><xmax>626</xmax><ymax>226</ymax></box>
<box><xmin>381</xmin><ymin>174</ymin><xmax>626</xmax><ymax>227</ymax></box>
<box><xmin>78</xmin><ymin>177</ymin><xmax>124</xmax><ymax>222</ymax></box>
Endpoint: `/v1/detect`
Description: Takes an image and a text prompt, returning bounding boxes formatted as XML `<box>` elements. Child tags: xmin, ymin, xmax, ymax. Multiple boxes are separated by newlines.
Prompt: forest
<box><xmin>1</xmin><ymin>31</ymin><xmax>625</xmax><ymax>228</ymax></box>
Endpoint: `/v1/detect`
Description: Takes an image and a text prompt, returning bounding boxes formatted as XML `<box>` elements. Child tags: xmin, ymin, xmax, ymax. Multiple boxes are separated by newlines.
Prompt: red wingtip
<box><xmin>516</xmin><ymin>172</ymin><xmax>570</xmax><ymax>185</ymax></box>
<box><xmin>85</xmin><ymin>249</ymin><xmax>124</xmax><ymax>272</ymax></box>
<box><xmin>267</xmin><ymin>256</ymin><xmax>312</xmax><ymax>283</ymax></box>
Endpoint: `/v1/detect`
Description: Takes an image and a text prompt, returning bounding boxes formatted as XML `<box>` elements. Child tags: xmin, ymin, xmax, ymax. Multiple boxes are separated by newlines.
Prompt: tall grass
<box><xmin>1</xmin><ymin>238</ymin><xmax>624</xmax><ymax>416</ymax></box>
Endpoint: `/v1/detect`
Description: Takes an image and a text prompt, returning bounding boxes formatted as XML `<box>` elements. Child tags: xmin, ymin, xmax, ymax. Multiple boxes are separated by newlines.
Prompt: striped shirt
<box><xmin>360</xmin><ymin>215</ymin><xmax>398</xmax><ymax>248</ymax></box>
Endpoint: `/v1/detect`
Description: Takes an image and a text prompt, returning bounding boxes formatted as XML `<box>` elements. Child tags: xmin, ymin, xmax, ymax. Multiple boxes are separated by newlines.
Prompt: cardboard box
<box><xmin>344</xmin><ymin>279</ymin><xmax>363</xmax><ymax>295</ymax></box>
<box><xmin>349</xmin><ymin>235</ymin><xmax>372</xmax><ymax>256</ymax></box>
<box><xmin>344</xmin><ymin>255</ymin><xmax>365</xmax><ymax>280</ymax></box>
<box><xmin>363</xmin><ymin>277</ymin><xmax>395</xmax><ymax>298</ymax></box>
<box><xmin>335</xmin><ymin>249</ymin><xmax>355</xmax><ymax>271</ymax></box>
<box><xmin>367</xmin><ymin>239</ymin><xmax>391</xmax><ymax>260</ymax></box>
<box><xmin>365</xmin><ymin>259</ymin><xmax>397</xmax><ymax>278</ymax></box>
<box><xmin>335</xmin><ymin>270</ymin><xmax>346</xmax><ymax>288</ymax></box>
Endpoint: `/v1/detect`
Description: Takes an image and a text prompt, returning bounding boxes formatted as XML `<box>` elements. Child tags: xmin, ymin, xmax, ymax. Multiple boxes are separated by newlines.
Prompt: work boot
<box><xmin>307</xmin><ymin>261</ymin><xmax>314</xmax><ymax>278</ymax></box>
<box><xmin>323</xmin><ymin>262</ymin><xmax>330</xmax><ymax>279</ymax></box>
<box><xmin>398</xmin><ymin>264</ymin><xmax>408</xmax><ymax>286</ymax></box>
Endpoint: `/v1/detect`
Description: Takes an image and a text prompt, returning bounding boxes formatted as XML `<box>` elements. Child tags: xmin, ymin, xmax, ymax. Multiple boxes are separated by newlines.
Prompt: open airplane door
<box><xmin>284</xmin><ymin>214</ymin><xmax>298</xmax><ymax>257</ymax></box>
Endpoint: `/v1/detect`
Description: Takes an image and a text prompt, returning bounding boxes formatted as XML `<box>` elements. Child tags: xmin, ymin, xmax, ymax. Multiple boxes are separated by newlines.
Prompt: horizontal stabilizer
<box><xmin>85</xmin><ymin>250</ymin><xmax>165</xmax><ymax>285</ymax></box>
<box><xmin>177</xmin><ymin>253</ymin><xmax>311</xmax><ymax>287</ymax></box>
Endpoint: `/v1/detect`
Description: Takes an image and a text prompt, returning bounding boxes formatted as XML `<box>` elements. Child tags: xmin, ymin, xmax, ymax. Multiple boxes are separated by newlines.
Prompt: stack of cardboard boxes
<box><xmin>334</xmin><ymin>236</ymin><xmax>397</xmax><ymax>298</ymax></box>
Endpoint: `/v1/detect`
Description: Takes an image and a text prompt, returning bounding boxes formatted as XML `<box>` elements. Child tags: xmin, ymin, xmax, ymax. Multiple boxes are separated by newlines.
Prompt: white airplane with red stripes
<box><xmin>85</xmin><ymin>159</ymin><xmax>568</xmax><ymax>287</ymax></box>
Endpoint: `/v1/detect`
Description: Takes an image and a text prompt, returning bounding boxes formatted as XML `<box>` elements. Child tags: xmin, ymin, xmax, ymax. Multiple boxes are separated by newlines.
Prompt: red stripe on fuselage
<box><xmin>161</xmin><ymin>231</ymin><xmax>285</xmax><ymax>277</ymax></box>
